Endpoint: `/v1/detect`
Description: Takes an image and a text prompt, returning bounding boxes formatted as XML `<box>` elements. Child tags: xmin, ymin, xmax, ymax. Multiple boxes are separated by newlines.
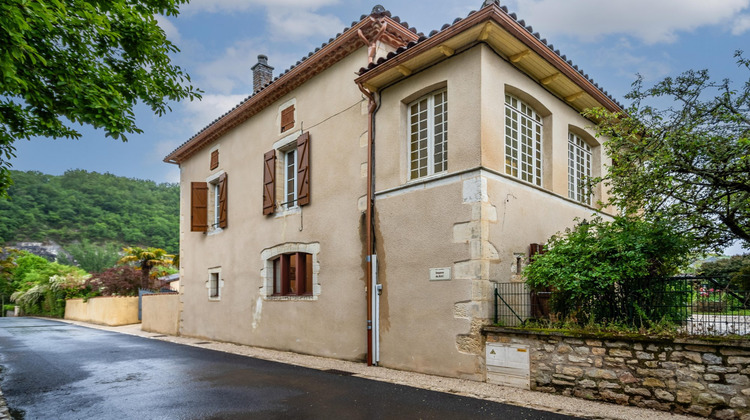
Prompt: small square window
<box><xmin>281</xmin><ymin>105</ymin><xmax>295</xmax><ymax>133</ymax></box>
<box><xmin>208</xmin><ymin>269</ymin><xmax>222</xmax><ymax>300</ymax></box>
<box><xmin>210</xmin><ymin>150</ymin><xmax>219</xmax><ymax>170</ymax></box>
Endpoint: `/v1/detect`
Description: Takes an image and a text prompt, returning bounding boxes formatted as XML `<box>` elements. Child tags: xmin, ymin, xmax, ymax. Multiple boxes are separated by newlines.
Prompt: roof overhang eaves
<box><xmin>164</xmin><ymin>15</ymin><xmax>419</xmax><ymax>165</ymax></box>
<box><xmin>356</xmin><ymin>5</ymin><xmax>622</xmax><ymax>114</ymax></box>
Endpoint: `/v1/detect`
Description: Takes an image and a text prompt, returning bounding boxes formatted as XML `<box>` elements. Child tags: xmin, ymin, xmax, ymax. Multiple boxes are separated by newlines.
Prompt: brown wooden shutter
<box><xmin>218</xmin><ymin>173</ymin><xmax>228</xmax><ymax>229</ymax></box>
<box><xmin>296</xmin><ymin>132</ymin><xmax>310</xmax><ymax>206</ymax></box>
<box><xmin>210</xmin><ymin>150</ymin><xmax>219</xmax><ymax>170</ymax></box>
<box><xmin>281</xmin><ymin>105</ymin><xmax>295</xmax><ymax>132</ymax></box>
<box><xmin>191</xmin><ymin>182</ymin><xmax>208</xmax><ymax>232</ymax></box>
<box><xmin>263</xmin><ymin>150</ymin><xmax>276</xmax><ymax>215</ymax></box>
<box><xmin>529</xmin><ymin>243</ymin><xmax>545</xmax><ymax>262</ymax></box>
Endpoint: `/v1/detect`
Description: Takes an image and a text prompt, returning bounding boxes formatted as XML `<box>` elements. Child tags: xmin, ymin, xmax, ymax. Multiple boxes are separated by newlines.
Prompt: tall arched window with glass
<box><xmin>504</xmin><ymin>95</ymin><xmax>542</xmax><ymax>186</ymax></box>
<box><xmin>409</xmin><ymin>89</ymin><xmax>447</xmax><ymax>180</ymax></box>
<box><xmin>568</xmin><ymin>132</ymin><xmax>592</xmax><ymax>204</ymax></box>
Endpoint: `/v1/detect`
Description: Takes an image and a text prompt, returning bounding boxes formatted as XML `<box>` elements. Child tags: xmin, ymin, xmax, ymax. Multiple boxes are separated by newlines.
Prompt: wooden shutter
<box><xmin>210</xmin><ymin>150</ymin><xmax>219</xmax><ymax>170</ymax></box>
<box><xmin>296</xmin><ymin>132</ymin><xmax>310</xmax><ymax>206</ymax></box>
<box><xmin>529</xmin><ymin>243</ymin><xmax>545</xmax><ymax>262</ymax></box>
<box><xmin>218</xmin><ymin>173</ymin><xmax>228</xmax><ymax>228</ymax></box>
<box><xmin>281</xmin><ymin>105</ymin><xmax>295</xmax><ymax>132</ymax></box>
<box><xmin>263</xmin><ymin>150</ymin><xmax>276</xmax><ymax>215</ymax></box>
<box><xmin>191</xmin><ymin>182</ymin><xmax>208</xmax><ymax>232</ymax></box>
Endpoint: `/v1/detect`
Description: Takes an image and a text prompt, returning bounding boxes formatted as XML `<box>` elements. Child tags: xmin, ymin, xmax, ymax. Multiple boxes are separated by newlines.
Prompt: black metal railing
<box><xmin>493</xmin><ymin>276</ymin><xmax>750</xmax><ymax>336</ymax></box>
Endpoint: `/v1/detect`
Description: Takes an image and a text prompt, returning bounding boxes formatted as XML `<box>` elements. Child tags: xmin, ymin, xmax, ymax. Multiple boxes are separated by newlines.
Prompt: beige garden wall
<box><xmin>141</xmin><ymin>293</ymin><xmax>180</xmax><ymax>336</ymax></box>
<box><xmin>65</xmin><ymin>297</ymin><xmax>139</xmax><ymax>326</ymax></box>
<box><xmin>177</xmin><ymin>48</ymin><xmax>371</xmax><ymax>360</ymax></box>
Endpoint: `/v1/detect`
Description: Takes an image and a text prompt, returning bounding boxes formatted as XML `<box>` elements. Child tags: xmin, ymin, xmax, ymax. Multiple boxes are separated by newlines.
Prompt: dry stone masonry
<box><xmin>484</xmin><ymin>327</ymin><xmax>750</xmax><ymax>419</ymax></box>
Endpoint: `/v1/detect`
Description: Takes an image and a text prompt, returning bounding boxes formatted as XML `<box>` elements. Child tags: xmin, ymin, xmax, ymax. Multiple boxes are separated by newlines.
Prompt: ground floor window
<box><xmin>207</xmin><ymin>268</ymin><xmax>222</xmax><ymax>300</ymax></box>
<box><xmin>273</xmin><ymin>252</ymin><xmax>313</xmax><ymax>296</ymax></box>
<box><xmin>261</xmin><ymin>243</ymin><xmax>320</xmax><ymax>300</ymax></box>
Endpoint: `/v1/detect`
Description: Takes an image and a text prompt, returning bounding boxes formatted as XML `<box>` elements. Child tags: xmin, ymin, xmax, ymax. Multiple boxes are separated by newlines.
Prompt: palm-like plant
<box><xmin>118</xmin><ymin>247</ymin><xmax>174</xmax><ymax>289</ymax></box>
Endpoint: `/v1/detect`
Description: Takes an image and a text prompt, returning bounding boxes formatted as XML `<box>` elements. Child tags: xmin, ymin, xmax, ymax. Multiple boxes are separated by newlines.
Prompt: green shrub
<box><xmin>524</xmin><ymin>216</ymin><xmax>694</xmax><ymax>328</ymax></box>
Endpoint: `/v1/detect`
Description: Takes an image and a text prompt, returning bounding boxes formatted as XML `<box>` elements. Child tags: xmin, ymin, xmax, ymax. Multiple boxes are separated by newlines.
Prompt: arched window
<box><xmin>409</xmin><ymin>89</ymin><xmax>448</xmax><ymax>179</ymax></box>
<box><xmin>568</xmin><ymin>132</ymin><xmax>592</xmax><ymax>204</ymax></box>
<box><xmin>504</xmin><ymin>94</ymin><xmax>542</xmax><ymax>186</ymax></box>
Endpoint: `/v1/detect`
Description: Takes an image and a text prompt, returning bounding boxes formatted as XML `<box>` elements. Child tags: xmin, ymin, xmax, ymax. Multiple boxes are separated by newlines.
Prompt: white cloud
<box><xmin>593</xmin><ymin>41</ymin><xmax>673</xmax><ymax>82</ymax></box>
<box><xmin>184</xmin><ymin>0</ymin><xmax>339</xmax><ymax>14</ymax></box>
<box><xmin>512</xmin><ymin>0</ymin><xmax>750</xmax><ymax>44</ymax></box>
<box><xmin>154</xmin><ymin>15</ymin><xmax>181</xmax><ymax>44</ymax></box>
<box><xmin>194</xmin><ymin>39</ymin><xmax>264</xmax><ymax>95</ymax></box>
<box><xmin>181</xmin><ymin>94</ymin><xmax>249</xmax><ymax>132</ymax></box>
<box><xmin>266</xmin><ymin>8</ymin><xmax>345</xmax><ymax>41</ymax></box>
<box><xmin>733</xmin><ymin>14</ymin><xmax>750</xmax><ymax>35</ymax></box>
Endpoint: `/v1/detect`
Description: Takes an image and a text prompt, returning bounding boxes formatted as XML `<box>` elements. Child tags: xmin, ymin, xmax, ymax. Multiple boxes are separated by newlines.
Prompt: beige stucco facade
<box><xmin>176</xmin><ymin>49</ymin><xmax>371</xmax><ymax>360</ymax></box>
<box><xmin>370</xmin><ymin>43</ymin><xmax>613</xmax><ymax>380</ymax></box>
<box><xmin>166</xmin><ymin>4</ymin><xmax>620</xmax><ymax>382</ymax></box>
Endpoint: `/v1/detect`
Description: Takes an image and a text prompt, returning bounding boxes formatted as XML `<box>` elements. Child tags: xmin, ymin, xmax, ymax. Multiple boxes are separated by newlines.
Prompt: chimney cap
<box><xmin>252</xmin><ymin>54</ymin><xmax>273</xmax><ymax>71</ymax></box>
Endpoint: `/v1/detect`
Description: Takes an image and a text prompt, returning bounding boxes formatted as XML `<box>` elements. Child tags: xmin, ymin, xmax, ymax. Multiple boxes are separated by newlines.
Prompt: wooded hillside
<box><xmin>0</xmin><ymin>170</ymin><xmax>179</xmax><ymax>253</ymax></box>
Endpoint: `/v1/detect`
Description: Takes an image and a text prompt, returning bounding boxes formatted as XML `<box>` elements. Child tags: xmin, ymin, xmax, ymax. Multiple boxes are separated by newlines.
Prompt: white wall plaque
<box><xmin>429</xmin><ymin>267</ymin><xmax>451</xmax><ymax>281</ymax></box>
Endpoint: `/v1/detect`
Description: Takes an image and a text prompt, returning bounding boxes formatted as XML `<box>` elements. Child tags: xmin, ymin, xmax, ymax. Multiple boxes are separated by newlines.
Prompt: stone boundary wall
<box><xmin>65</xmin><ymin>297</ymin><xmax>139</xmax><ymax>326</ymax></box>
<box><xmin>484</xmin><ymin>327</ymin><xmax>750</xmax><ymax>419</ymax></box>
<box><xmin>141</xmin><ymin>293</ymin><xmax>179</xmax><ymax>335</ymax></box>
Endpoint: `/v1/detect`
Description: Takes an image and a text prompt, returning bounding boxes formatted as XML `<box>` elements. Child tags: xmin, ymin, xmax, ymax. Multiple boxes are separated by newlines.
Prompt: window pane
<box><xmin>567</xmin><ymin>133</ymin><xmax>592</xmax><ymax>204</ymax></box>
<box><xmin>210</xmin><ymin>272</ymin><xmax>219</xmax><ymax>297</ymax></box>
<box><xmin>505</xmin><ymin>95</ymin><xmax>542</xmax><ymax>186</ymax></box>
<box><xmin>409</xmin><ymin>90</ymin><xmax>447</xmax><ymax>179</ymax></box>
<box><xmin>286</xmin><ymin>149</ymin><xmax>296</xmax><ymax>206</ymax></box>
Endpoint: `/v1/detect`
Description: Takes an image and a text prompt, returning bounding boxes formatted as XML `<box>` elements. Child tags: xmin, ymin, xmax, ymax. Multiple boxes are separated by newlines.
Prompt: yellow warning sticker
<box><xmin>490</xmin><ymin>349</ymin><xmax>496</xmax><ymax>355</ymax></box>
<box><xmin>517</xmin><ymin>348</ymin><xmax>527</xmax><ymax>352</ymax></box>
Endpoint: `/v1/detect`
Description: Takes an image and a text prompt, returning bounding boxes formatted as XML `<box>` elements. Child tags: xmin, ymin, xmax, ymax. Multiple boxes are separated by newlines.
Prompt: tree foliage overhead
<box><xmin>0</xmin><ymin>0</ymin><xmax>201</xmax><ymax>196</ymax></box>
<box><xmin>586</xmin><ymin>52</ymin><xmax>750</xmax><ymax>251</ymax></box>
<box><xmin>0</xmin><ymin>170</ymin><xmax>179</xmax><ymax>253</ymax></box>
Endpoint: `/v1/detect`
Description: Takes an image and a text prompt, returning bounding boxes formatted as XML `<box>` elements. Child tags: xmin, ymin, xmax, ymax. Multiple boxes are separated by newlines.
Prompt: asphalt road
<box><xmin>0</xmin><ymin>318</ymin><xmax>580</xmax><ymax>419</ymax></box>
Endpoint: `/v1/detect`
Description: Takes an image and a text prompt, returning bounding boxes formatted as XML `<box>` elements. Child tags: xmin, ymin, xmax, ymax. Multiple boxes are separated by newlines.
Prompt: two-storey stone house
<box><xmin>164</xmin><ymin>1</ymin><xmax>620</xmax><ymax>381</ymax></box>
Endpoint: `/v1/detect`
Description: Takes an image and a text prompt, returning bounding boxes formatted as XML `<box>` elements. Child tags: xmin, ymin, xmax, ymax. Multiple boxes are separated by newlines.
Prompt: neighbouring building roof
<box><xmin>164</xmin><ymin>2</ymin><xmax>623</xmax><ymax>165</ymax></box>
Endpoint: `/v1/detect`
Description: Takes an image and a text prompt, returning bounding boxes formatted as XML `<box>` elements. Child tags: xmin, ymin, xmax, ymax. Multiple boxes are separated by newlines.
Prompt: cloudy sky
<box><xmin>8</xmin><ymin>0</ymin><xmax>750</xmax><ymax>250</ymax></box>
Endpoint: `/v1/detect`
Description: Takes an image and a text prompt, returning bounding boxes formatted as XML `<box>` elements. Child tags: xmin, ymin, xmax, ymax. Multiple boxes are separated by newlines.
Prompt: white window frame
<box><xmin>205</xmin><ymin>170</ymin><xmax>225</xmax><ymax>234</ymax></box>
<box><xmin>213</xmin><ymin>182</ymin><xmax>221</xmax><ymax>227</ymax></box>
<box><xmin>568</xmin><ymin>132</ymin><xmax>592</xmax><ymax>204</ymax></box>
<box><xmin>408</xmin><ymin>89</ymin><xmax>448</xmax><ymax>180</ymax></box>
<box><xmin>284</xmin><ymin>148</ymin><xmax>297</xmax><ymax>209</ymax></box>
<box><xmin>207</xmin><ymin>267</ymin><xmax>222</xmax><ymax>301</ymax></box>
<box><xmin>504</xmin><ymin>94</ymin><xmax>543</xmax><ymax>186</ymax></box>
<box><xmin>273</xmin><ymin>130</ymin><xmax>302</xmax><ymax>211</ymax></box>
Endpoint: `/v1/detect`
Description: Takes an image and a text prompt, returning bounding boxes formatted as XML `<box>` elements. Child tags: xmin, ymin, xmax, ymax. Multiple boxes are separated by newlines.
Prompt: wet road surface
<box><xmin>0</xmin><ymin>318</ymin><xmax>580</xmax><ymax>419</ymax></box>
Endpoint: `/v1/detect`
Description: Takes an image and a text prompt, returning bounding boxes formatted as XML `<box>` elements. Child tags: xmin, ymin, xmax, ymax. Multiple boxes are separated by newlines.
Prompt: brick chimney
<box><xmin>251</xmin><ymin>55</ymin><xmax>274</xmax><ymax>94</ymax></box>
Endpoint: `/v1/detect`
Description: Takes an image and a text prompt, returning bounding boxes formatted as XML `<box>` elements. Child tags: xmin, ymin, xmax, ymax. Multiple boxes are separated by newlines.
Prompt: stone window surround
<box><xmin>261</xmin><ymin>242</ymin><xmax>321</xmax><ymax>300</ymax></box>
<box><xmin>207</xmin><ymin>267</ymin><xmax>223</xmax><ymax>301</ymax></box>
<box><xmin>272</xmin><ymin>129</ymin><xmax>303</xmax><ymax>215</ymax></box>
<box><xmin>205</xmin><ymin>170</ymin><xmax>225</xmax><ymax>235</ymax></box>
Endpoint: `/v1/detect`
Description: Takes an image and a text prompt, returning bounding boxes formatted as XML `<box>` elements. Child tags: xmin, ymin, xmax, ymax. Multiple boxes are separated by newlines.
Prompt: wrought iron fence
<box><xmin>493</xmin><ymin>276</ymin><xmax>750</xmax><ymax>336</ymax></box>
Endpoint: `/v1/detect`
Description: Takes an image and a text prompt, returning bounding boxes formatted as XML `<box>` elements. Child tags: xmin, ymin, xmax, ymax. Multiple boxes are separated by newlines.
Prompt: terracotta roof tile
<box><xmin>356</xmin><ymin>2</ymin><xmax>624</xmax><ymax>109</ymax></box>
